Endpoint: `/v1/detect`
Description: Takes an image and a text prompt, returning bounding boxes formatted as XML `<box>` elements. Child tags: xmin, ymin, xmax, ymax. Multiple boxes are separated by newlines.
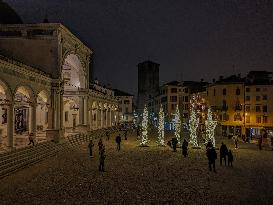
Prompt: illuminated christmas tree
<box><xmin>157</xmin><ymin>104</ymin><xmax>165</xmax><ymax>146</ymax></box>
<box><xmin>174</xmin><ymin>105</ymin><xmax>181</xmax><ymax>144</ymax></box>
<box><xmin>189</xmin><ymin>107</ymin><xmax>199</xmax><ymax>147</ymax></box>
<box><xmin>140</xmin><ymin>105</ymin><xmax>149</xmax><ymax>146</ymax></box>
<box><xmin>205</xmin><ymin>108</ymin><xmax>217</xmax><ymax>147</ymax></box>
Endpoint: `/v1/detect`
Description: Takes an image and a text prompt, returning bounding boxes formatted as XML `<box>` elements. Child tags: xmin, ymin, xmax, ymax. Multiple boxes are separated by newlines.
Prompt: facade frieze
<box><xmin>0</xmin><ymin>56</ymin><xmax>52</xmax><ymax>87</ymax></box>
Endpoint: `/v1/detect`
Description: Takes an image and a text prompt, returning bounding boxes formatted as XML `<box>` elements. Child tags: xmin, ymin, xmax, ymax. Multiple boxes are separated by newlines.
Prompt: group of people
<box><xmin>206</xmin><ymin>141</ymin><xmax>234</xmax><ymax>172</ymax></box>
<box><xmin>87</xmin><ymin>130</ymin><xmax>129</xmax><ymax>172</ymax></box>
<box><xmin>167</xmin><ymin>138</ymin><xmax>189</xmax><ymax>157</ymax></box>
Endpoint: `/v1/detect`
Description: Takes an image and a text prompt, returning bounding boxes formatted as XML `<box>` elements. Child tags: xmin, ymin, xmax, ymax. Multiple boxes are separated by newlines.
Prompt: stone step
<box><xmin>0</xmin><ymin>142</ymin><xmax>70</xmax><ymax>178</ymax></box>
<box><xmin>0</xmin><ymin>142</ymin><xmax>54</xmax><ymax>162</ymax></box>
<box><xmin>0</xmin><ymin>143</ymin><xmax>60</xmax><ymax>167</ymax></box>
<box><xmin>0</xmin><ymin>145</ymin><xmax>68</xmax><ymax>178</ymax></box>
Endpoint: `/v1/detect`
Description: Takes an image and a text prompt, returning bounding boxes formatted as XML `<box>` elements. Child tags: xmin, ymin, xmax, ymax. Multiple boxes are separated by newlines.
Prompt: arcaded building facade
<box><xmin>0</xmin><ymin>23</ymin><xmax>118</xmax><ymax>151</ymax></box>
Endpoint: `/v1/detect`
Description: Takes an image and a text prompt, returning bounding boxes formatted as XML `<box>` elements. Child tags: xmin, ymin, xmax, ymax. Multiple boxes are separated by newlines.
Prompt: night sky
<box><xmin>5</xmin><ymin>0</ymin><xmax>273</xmax><ymax>96</ymax></box>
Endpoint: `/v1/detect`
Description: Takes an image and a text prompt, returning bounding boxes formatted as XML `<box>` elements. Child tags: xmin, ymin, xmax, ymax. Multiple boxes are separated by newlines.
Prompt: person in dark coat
<box><xmin>137</xmin><ymin>128</ymin><xmax>140</xmax><ymax>139</ymax></box>
<box><xmin>206</xmin><ymin>146</ymin><xmax>217</xmax><ymax>172</ymax></box>
<box><xmin>99</xmin><ymin>146</ymin><xmax>106</xmax><ymax>172</ymax></box>
<box><xmin>182</xmin><ymin>139</ymin><xmax>189</xmax><ymax>157</ymax></box>
<box><xmin>88</xmin><ymin>140</ymin><xmax>94</xmax><ymax>157</ymax></box>
<box><xmin>98</xmin><ymin>138</ymin><xmax>103</xmax><ymax>154</ymax></box>
<box><xmin>28</xmin><ymin>133</ymin><xmax>35</xmax><ymax>146</ymax></box>
<box><xmin>115</xmin><ymin>135</ymin><xmax>122</xmax><ymax>151</ymax></box>
<box><xmin>227</xmin><ymin>150</ymin><xmax>233</xmax><ymax>167</ymax></box>
<box><xmin>171</xmin><ymin>137</ymin><xmax>178</xmax><ymax>152</ymax></box>
<box><xmin>220</xmin><ymin>142</ymin><xmax>228</xmax><ymax>166</ymax></box>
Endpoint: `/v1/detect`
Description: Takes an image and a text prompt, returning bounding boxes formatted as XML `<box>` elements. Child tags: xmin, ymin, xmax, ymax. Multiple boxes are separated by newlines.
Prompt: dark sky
<box><xmin>5</xmin><ymin>0</ymin><xmax>273</xmax><ymax>96</ymax></box>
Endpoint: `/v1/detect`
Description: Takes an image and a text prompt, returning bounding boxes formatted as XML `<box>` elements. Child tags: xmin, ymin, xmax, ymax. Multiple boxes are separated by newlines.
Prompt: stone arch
<box><xmin>36</xmin><ymin>90</ymin><xmax>50</xmax><ymax>135</ymax></box>
<box><xmin>14</xmin><ymin>84</ymin><xmax>35</xmax><ymax>103</ymax></box>
<box><xmin>0</xmin><ymin>77</ymin><xmax>13</xmax><ymax>102</ymax></box>
<box><xmin>62</xmin><ymin>53</ymin><xmax>86</xmax><ymax>90</ymax></box>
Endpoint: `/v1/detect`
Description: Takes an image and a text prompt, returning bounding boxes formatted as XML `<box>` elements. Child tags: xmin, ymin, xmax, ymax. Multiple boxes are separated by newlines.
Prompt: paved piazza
<box><xmin>0</xmin><ymin>131</ymin><xmax>272</xmax><ymax>205</ymax></box>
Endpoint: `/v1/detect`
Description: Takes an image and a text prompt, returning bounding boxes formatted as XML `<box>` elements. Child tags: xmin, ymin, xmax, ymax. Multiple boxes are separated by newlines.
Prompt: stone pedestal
<box><xmin>46</xmin><ymin>129</ymin><xmax>64</xmax><ymax>142</ymax></box>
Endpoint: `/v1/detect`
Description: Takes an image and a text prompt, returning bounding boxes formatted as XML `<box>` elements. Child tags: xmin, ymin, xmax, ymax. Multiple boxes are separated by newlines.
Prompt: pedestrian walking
<box><xmin>227</xmin><ymin>150</ymin><xmax>233</xmax><ymax>167</ymax></box>
<box><xmin>115</xmin><ymin>134</ymin><xmax>121</xmax><ymax>151</ymax></box>
<box><xmin>206</xmin><ymin>145</ymin><xmax>217</xmax><ymax>172</ymax></box>
<box><xmin>88</xmin><ymin>140</ymin><xmax>94</xmax><ymax>157</ymax></box>
<box><xmin>182</xmin><ymin>139</ymin><xmax>188</xmax><ymax>157</ymax></box>
<box><xmin>220</xmin><ymin>142</ymin><xmax>228</xmax><ymax>166</ymax></box>
<box><xmin>171</xmin><ymin>137</ymin><xmax>178</xmax><ymax>152</ymax></box>
<box><xmin>98</xmin><ymin>138</ymin><xmax>103</xmax><ymax>154</ymax></box>
<box><xmin>99</xmin><ymin>146</ymin><xmax>106</xmax><ymax>172</ymax></box>
<box><xmin>28</xmin><ymin>133</ymin><xmax>35</xmax><ymax>146</ymax></box>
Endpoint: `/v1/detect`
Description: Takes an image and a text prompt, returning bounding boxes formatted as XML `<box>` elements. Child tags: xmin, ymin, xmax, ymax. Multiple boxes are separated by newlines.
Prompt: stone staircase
<box><xmin>0</xmin><ymin>141</ymin><xmax>71</xmax><ymax>178</ymax></box>
<box><xmin>0</xmin><ymin>127</ymin><xmax>121</xmax><ymax>178</ymax></box>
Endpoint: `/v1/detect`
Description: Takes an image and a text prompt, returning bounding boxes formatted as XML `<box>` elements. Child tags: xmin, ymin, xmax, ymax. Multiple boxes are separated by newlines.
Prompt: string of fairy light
<box><xmin>157</xmin><ymin>104</ymin><xmax>165</xmax><ymax>146</ymax></box>
<box><xmin>140</xmin><ymin>105</ymin><xmax>149</xmax><ymax>146</ymax></box>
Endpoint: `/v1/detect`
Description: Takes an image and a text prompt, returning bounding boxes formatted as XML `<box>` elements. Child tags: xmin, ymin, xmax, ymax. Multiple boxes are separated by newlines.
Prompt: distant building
<box><xmin>137</xmin><ymin>61</ymin><xmax>159</xmax><ymax>113</ymax></box>
<box><xmin>206</xmin><ymin>72</ymin><xmax>273</xmax><ymax>139</ymax></box>
<box><xmin>114</xmin><ymin>89</ymin><xmax>134</xmax><ymax>123</ymax></box>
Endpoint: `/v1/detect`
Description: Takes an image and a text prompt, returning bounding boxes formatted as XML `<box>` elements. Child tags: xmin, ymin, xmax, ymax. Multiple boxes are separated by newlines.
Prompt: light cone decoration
<box><xmin>205</xmin><ymin>108</ymin><xmax>217</xmax><ymax>147</ymax></box>
<box><xmin>157</xmin><ymin>104</ymin><xmax>165</xmax><ymax>146</ymax></box>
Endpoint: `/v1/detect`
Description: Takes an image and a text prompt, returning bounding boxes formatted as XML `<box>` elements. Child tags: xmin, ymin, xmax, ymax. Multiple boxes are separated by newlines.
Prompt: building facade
<box><xmin>206</xmin><ymin>72</ymin><xmax>273</xmax><ymax>139</ymax></box>
<box><xmin>114</xmin><ymin>89</ymin><xmax>134</xmax><ymax>123</ymax></box>
<box><xmin>0</xmin><ymin>23</ymin><xmax>118</xmax><ymax>151</ymax></box>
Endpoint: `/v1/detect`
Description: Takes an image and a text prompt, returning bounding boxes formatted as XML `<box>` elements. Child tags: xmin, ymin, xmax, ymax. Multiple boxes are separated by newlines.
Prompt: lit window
<box><xmin>263</xmin><ymin>116</ymin><xmax>268</xmax><ymax>123</ymax></box>
<box><xmin>245</xmin><ymin>105</ymin><xmax>250</xmax><ymax>112</ymax></box>
<box><xmin>256</xmin><ymin>116</ymin><xmax>261</xmax><ymax>123</ymax></box>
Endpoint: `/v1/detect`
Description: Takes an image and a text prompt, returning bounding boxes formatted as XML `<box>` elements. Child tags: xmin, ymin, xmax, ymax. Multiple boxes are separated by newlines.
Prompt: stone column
<box><xmin>46</xmin><ymin>81</ymin><xmax>64</xmax><ymax>142</ymax></box>
<box><xmin>84</xmin><ymin>97</ymin><xmax>89</xmax><ymax>126</ymax></box>
<box><xmin>100</xmin><ymin>109</ymin><xmax>103</xmax><ymax>128</ymax></box>
<box><xmin>105</xmin><ymin>109</ymin><xmax>108</xmax><ymax>127</ymax></box>
<box><xmin>109</xmin><ymin>108</ymin><xmax>112</xmax><ymax>127</ymax></box>
<box><xmin>96</xmin><ymin>109</ymin><xmax>99</xmax><ymax>129</ymax></box>
<box><xmin>30</xmin><ymin>101</ymin><xmax>37</xmax><ymax>138</ymax></box>
<box><xmin>79</xmin><ymin>96</ymin><xmax>84</xmax><ymax>125</ymax></box>
<box><xmin>7</xmin><ymin>102</ymin><xmax>14</xmax><ymax>148</ymax></box>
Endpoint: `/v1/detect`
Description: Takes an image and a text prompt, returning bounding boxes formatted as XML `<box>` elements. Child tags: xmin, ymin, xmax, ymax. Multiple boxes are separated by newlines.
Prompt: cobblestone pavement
<box><xmin>0</xmin><ymin>131</ymin><xmax>272</xmax><ymax>205</ymax></box>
